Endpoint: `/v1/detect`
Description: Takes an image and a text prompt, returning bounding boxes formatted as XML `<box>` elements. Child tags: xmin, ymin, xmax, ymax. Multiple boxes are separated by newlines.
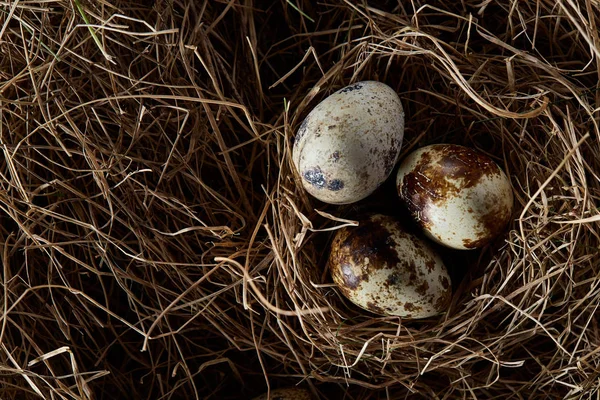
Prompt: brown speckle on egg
<box><xmin>367</xmin><ymin>301</ymin><xmax>385</xmax><ymax>314</ymax></box>
<box><xmin>404</xmin><ymin>302</ymin><xmax>421</xmax><ymax>313</ymax></box>
<box><xmin>416</xmin><ymin>281</ymin><xmax>429</xmax><ymax>296</ymax></box>
<box><xmin>439</xmin><ymin>275</ymin><xmax>450</xmax><ymax>290</ymax></box>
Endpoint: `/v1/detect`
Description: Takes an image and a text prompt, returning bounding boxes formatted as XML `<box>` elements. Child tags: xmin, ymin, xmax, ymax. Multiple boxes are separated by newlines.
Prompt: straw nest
<box><xmin>1</xmin><ymin>1</ymin><xmax>599</xmax><ymax>399</ymax></box>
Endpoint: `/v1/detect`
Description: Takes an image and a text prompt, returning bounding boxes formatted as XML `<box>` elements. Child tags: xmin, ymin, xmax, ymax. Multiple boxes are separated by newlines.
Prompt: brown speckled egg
<box><xmin>293</xmin><ymin>81</ymin><xmax>404</xmax><ymax>204</ymax></box>
<box><xmin>328</xmin><ymin>214</ymin><xmax>451</xmax><ymax>318</ymax></box>
<box><xmin>396</xmin><ymin>144</ymin><xmax>514</xmax><ymax>250</ymax></box>
<box><xmin>251</xmin><ymin>388</ymin><xmax>312</xmax><ymax>400</ymax></box>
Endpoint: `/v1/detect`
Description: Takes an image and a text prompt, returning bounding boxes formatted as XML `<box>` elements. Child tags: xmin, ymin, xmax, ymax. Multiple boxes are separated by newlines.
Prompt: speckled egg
<box><xmin>251</xmin><ymin>388</ymin><xmax>312</xmax><ymax>400</ymax></box>
<box><xmin>328</xmin><ymin>214</ymin><xmax>451</xmax><ymax>318</ymax></box>
<box><xmin>396</xmin><ymin>144</ymin><xmax>514</xmax><ymax>250</ymax></box>
<box><xmin>293</xmin><ymin>81</ymin><xmax>404</xmax><ymax>204</ymax></box>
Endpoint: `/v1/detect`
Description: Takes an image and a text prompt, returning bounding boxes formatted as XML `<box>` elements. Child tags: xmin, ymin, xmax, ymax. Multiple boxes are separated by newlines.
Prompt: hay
<box><xmin>0</xmin><ymin>0</ymin><xmax>599</xmax><ymax>398</ymax></box>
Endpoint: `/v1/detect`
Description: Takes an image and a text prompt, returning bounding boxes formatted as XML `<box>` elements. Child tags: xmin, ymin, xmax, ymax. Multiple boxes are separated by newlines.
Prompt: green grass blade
<box><xmin>286</xmin><ymin>0</ymin><xmax>314</xmax><ymax>23</ymax></box>
<box><xmin>73</xmin><ymin>0</ymin><xmax>113</xmax><ymax>63</ymax></box>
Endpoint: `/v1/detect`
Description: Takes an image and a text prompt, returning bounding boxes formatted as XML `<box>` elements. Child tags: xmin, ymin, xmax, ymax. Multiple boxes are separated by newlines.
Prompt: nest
<box><xmin>1</xmin><ymin>0</ymin><xmax>599</xmax><ymax>399</ymax></box>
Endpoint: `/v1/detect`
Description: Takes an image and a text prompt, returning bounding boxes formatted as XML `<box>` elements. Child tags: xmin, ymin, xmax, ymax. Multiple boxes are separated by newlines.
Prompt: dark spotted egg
<box><xmin>293</xmin><ymin>81</ymin><xmax>404</xmax><ymax>204</ymax></box>
<box><xmin>328</xmin><ymin>214</ymin><xmax>451</xmax><ymax>319</ymax></box>
<box><xmin>396</xmin><ymin>144</ymin><xmax>514</xmax><ymax>250</ymax></box>
<box><xmin>252</xmin><ymin>388</ymin><xmax>312</xmax><ymax>400</ymax></box>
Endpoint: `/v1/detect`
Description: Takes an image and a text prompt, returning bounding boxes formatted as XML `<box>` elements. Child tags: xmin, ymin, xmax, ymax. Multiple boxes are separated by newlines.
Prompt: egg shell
<box><xmin>251</xmin><ymin>388</ymin><xmax>312</xmax><ymax>400</ymax></box>
<box><xmin>396</xmin><ymin>144</ymin><xmax>514</xmax><ymax>250</ymax></box>
<box><xmin>328</xmin><ymin>214</ymin><xmax>452</xmax><ymax>318</ymax></box>
<box><xmin>293</xmin><ymin>81</ymin><xmax>404</xmax><ymax>204</ymax></box>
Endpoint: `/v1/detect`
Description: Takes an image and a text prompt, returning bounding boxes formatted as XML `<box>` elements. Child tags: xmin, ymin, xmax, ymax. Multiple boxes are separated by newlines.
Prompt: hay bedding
<box><xmin>0</xmin><ymin>0</ymin><xmax>599</xmax><ymax>399</ymax></box>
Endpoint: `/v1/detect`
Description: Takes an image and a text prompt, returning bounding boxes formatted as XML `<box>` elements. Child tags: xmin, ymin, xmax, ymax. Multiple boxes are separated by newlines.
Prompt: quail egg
<box><xmin>396</xmin><ymin>144</ymin><xmax>514</xmax><ymax>250</ymax></box>
<box><xmin>328</xmin><ymin>214</ymin><xmax>452</xmax><ymax>318</ymax></box>
<box><xmin>293</xmin><ymin>81</ymin><xmax>404</xmax><ymax>204</ymax></box>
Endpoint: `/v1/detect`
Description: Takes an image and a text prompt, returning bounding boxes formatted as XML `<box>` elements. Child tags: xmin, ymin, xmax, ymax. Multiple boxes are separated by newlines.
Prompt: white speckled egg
<box><xmin>252</xmin><ymin>388</ymin><xmax>312</xmax><ymax>400</ymax></box>
<box><xmin>328</xmin><ymin>214</ymin><xmax>451</xmax><ymax>318</ymax></box>
<box><xmin>293</xmin><ymin>81</ymin><xmax>404</xmax><ymax>204</ymax></box>
<box><xmin>396</xmin><ymin>144</ymin><xmax>514</xmax><ymax>250</ymax></box>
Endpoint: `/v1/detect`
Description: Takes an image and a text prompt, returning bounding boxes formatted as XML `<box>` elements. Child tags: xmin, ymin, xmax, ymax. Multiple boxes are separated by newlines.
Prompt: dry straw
<box><xmin>0</xmin><ymin>0</ymin><xmax>599</xmax><ymax>399</ymax></box>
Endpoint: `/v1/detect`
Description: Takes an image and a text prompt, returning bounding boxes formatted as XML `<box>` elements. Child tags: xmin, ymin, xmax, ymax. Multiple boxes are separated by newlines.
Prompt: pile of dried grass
<box><xmin>1</xmin><ymin>0</ymin><xmax>599</xmax><ymax>399</ymax></box>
